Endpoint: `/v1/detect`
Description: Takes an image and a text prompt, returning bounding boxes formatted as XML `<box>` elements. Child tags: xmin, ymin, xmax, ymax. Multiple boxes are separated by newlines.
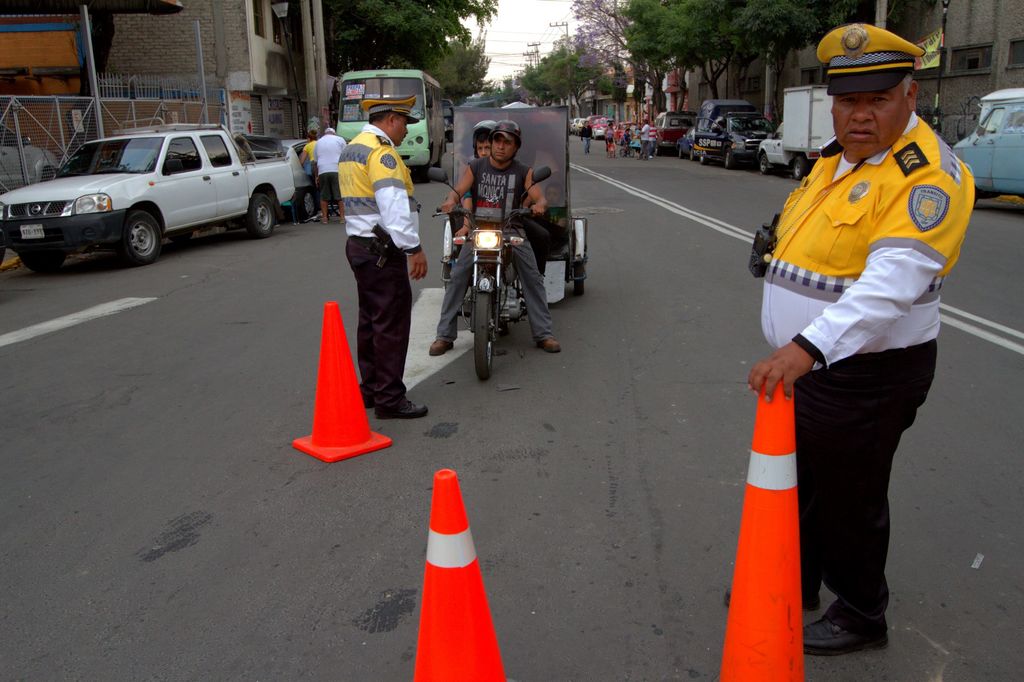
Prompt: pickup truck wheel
<box><xmin>245</xmin><ymin>192</ymin><xmax>276</xmax><ymax>239</ymax></box>
<box><xmin>758</xmin><ymin>152</ymin><xmax>771</xmax><ymax>175</ymax></box>
<box><xmin>118</xmin><ymin>209</ymin><xmax>162</xmax><ymax>266</ymax></box>
<box><xmin>791</xmin><ymin>156</ymin><xmax>811</xmax><ymax>182</ymax></box>
<box><xmin>20</xmin><ymin>250</ymin><xmax>66</xmax><ymax>273</ymax></box>
<box><xmin>724</xmin><ymin>146</ymin><xmax>737</xmax><ymax>170</ymax></box>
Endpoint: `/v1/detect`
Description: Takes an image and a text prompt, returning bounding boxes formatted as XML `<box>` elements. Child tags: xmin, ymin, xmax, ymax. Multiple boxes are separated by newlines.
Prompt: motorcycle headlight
<box><xmin>74</xmin><ymin>193</ymin><xmax>112</xmax><ymax>214</ymax></box>
<box><xmin>473</xmin><ymin>230</ymin><xmax>501</xmax><ymax>250</ymax></box>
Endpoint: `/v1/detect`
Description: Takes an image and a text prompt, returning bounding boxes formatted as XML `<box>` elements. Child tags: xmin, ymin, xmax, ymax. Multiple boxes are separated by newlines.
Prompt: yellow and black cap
<box><xmin>360</xmin><ymin>95</ymin><xmax>420</xmax><ymax>123</ymax></box>
<box><xmin>817</xmin><ymin>24</ymin><xmax>924</xmax><ymax>95</ymax></box>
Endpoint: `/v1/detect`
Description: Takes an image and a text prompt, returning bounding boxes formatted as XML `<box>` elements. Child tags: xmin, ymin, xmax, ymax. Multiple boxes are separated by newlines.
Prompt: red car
<box><xmin>588</xmin><ymin>115</ymin><xmax>610</xmax><ymax>140</ymax></box>
<box><xmin>654</xmin><ymin>110</ymin><xmax>696</xmax><ymax>155</ymax></box>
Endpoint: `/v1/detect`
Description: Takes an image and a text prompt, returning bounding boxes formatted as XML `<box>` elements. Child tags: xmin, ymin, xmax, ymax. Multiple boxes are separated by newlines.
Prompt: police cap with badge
<box><xmin>360</xmin><ymin>95</ymin><xmax>421</xmax><ymax>123</ymax></box>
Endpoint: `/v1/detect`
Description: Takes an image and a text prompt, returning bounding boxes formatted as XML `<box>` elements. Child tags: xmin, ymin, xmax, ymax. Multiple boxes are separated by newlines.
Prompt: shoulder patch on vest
<box><xmin>908</xmin><ymin>185</ymin><xmax>949</xmax><ymax>232</ymax></box>
<box><xmin>895</xmin><ymin>142</ymin><xmax>929</xmax><ymax>176</ymax></box>
<box><xmin>380</xmin><ymin>152</ymin><xmax>398</xmax><ymax>170</ymax></box>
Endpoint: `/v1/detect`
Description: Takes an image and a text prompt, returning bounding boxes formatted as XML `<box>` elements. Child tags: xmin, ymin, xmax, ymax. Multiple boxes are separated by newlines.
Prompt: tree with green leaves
<box><xmin>324</xmin><ymin>0</ymin><xmax>497</xmax><ymax>74</ymax></box>
<box><xmin>519</xmin><ymin>39</ymin><xmax>606</xmax><ymax>114</ymax></box>
<box><xmin>433</xmin><ymin>37</ymin><xmax>491</xmax><ymax>103</ymax></box>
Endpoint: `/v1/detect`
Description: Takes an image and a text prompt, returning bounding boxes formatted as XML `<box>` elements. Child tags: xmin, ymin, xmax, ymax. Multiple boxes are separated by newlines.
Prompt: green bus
<box><xmin>337</xmin><ymin>69</ymin><xmax>445</xmax><ymax>178</ymax></box>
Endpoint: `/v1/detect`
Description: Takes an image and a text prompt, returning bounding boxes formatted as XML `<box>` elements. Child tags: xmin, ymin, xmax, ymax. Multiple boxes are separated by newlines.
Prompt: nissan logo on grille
<box><xmin>30</xmin><ymin>203</ymin><xmax>43</xmax><ymax>215</ymax></box>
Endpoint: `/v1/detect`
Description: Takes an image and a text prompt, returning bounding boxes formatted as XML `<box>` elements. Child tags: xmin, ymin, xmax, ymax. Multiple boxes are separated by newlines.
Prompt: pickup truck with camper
<box><xmin>0</xmin><ymin>124</ymin><xmax>295</xmax><ymax>272</ymax></box>
<box><xmin>757</xmin><ymin>86</ymin><xmax>833</xmax><ymax>181</ymax></box>
<box><xmin>954</xmin><ymin>88</ymin><xmax>1024</xmax><ymax>201</ymax></box>
<box><xmin>692</xmin><ymin>99</ymin><xmax>773</xmax><ymax>169</ymax></box>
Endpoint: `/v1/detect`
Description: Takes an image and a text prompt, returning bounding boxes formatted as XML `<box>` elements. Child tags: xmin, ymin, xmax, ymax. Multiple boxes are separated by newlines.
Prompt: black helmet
<box><xmin>490</xmin><ymin>119</ymin><xmax>522</xmax><ymax>147</ymax></box>
<box><xmin>472</xmin><ymin>119</ymin><xmax>497</xmax><ymax>141</ymax></box>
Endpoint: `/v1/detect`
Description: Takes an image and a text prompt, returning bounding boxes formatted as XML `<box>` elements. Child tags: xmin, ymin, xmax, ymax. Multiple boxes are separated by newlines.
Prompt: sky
<box><xmin>462</xmin><ymin>0</ymin><xmax>580</xmax><ymax>83</ymax></box>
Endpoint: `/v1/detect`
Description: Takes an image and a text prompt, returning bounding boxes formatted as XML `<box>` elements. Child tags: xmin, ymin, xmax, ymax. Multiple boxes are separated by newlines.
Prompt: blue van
<box><xmin>692</xmin><ymin>99</ymin><xmax>774</xmax><ymax>169</ymax></box>
<box><xmin>953</xmin><ymin>88</ymin><xmax>1024</xmax><ymax>199</ymax></box>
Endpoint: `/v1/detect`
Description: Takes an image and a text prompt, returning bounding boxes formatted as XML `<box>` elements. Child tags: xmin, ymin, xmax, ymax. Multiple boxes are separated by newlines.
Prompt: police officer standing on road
<box><xmin>747</xmin><ymin>24</ymin><xmax>973</xmax><ymax>655</ymax></box>
<box><xmin>339</xmin><ymin>96</ymin><xmax>429</xmax><ymax>419</ymax></box>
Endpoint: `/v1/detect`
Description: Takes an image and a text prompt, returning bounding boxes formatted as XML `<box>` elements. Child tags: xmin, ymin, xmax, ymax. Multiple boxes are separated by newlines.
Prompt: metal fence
<box><xmin>0</xmin><ymin>94</ymin><xmax>225</xmax><ymax>195</ymax></box>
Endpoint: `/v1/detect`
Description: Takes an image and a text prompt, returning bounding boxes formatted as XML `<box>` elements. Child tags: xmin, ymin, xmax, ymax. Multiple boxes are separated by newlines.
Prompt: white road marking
<box><xmin>403</xmin><ymin>287</ymin><xmax>470</xmax><ymax>391</ymax></box>
<box><xmin>0</xmin><ymin>297</ymin><xmax>158</xmax><ymax>350</ymax></box>
<box><xmin>572</xmin><ymin>163</ymin><xmax>1024</xmax><ymax>357</ymax></box>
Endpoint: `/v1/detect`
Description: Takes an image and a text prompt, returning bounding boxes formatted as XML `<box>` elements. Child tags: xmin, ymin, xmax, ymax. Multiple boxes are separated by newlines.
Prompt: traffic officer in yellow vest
<box><xmin>339</xmin><ymin>95</ymin><xmax>429</xmax><ymax>419</ymax></box>
<box><xmin>747</xmin><ymin>24</ymin><xmax>973</xmax><ymax>655</ymax></box>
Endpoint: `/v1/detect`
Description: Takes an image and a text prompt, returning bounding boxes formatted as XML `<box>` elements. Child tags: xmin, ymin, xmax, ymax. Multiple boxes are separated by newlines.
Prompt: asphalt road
<box><xmin>1</xmin><ymin>140</ymin><xmax>1022</xmax><ymax>681</ymax></box>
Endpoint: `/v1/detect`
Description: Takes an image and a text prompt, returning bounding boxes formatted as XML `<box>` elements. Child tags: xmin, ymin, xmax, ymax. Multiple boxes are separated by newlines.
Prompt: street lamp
<box><xmin>272</xmin><ymin>1</ymin><xmax>304</xmax><ymax>133</ymax></box>
<box><xmin>933</xmin><ymin>0</ymin><xmax>951</xmax><ymax>134</ymax></box>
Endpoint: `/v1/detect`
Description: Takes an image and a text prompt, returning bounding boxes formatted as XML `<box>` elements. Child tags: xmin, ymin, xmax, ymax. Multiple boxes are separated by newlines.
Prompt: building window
<box><xmin>1010</xmin><ymin>39</ymin><xmax>1024</xmax><ymax>66</ymax></box>
<box><xmin>800</xmin><ymin>67</ymin><xmax>822</xmax><ymax>85</ymax></box>
<box><xmin>951</xmin><ymin>44</ymin><xmax>992</xmax><ymax>72</ymax></box>
<box><xmin>252</xmin><ymin>0</ymin><xmax>265</xmax><ymax>38</ymax></box>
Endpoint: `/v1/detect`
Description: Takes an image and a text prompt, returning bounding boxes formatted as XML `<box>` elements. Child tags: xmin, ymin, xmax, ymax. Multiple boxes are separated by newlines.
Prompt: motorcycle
<box><xmin>428</xmin><ymin>165</ymin><xmax>551</xmax><ymax>380</ymax></box>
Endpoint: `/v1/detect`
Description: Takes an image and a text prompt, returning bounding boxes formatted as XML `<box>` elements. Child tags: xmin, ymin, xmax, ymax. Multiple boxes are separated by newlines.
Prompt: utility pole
<box><xmin>550</xmin><ymin>21</ymin><xmax>571</xmax><ymax>115</ymax></box>
<box><xmin>527</xmin><ymin>42</ymin><xmax>540</xmax><ymax>68</ymax></box>
<box><xmin>933</xmin><ymin>0</ymin><xmax>951</xmax><ymax>135</ymax></box>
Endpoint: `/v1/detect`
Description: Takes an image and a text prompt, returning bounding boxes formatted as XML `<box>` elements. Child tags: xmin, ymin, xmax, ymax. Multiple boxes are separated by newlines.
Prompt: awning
<box><xmin>0</xmin><ymin>0</ymin><xmax>183</xmax><ymax>13</ymax></box>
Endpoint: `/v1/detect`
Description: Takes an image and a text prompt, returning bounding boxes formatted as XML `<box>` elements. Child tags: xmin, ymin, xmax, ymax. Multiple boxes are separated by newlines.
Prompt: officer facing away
<box><xmin>339</xmin><ymin>95</ymin><xmax>429</xmax><ymax>419</ymax></box>
<box><xmin>747</xmin><ymin>23</ymin><xmax>973</xmax><ymax>655</ymax></box>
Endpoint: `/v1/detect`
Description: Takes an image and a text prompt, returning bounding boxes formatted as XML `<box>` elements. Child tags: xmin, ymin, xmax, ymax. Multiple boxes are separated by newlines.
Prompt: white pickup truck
<box><xmin>757</xmin><ymin>86</ymin><xmax>833</xmax><ymax>181</ymax></box>
<box><xmin>0</xmin><ymin>124</ymin><xmax>295</xmax><ymax>272</ymax></box>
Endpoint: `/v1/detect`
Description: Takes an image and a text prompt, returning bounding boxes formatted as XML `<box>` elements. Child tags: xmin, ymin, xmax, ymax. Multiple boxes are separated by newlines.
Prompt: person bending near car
<box><xmin>429</xmin><ymin>120</ymin><xmax>561</xmax><ymax>356</ymax></box>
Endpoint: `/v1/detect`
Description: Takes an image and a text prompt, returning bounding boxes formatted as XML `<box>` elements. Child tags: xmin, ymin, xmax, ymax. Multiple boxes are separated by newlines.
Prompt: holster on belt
<box><xmin>370</xmin><ymin>224</ymin><xmax>397</xmax><ymax>268</ymax></box>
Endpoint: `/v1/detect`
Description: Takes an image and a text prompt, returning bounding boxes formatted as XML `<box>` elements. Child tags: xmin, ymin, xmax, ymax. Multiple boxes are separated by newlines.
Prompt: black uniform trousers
<box><xmin>345</xmin><ymin>238</ymin><xmax>412</xmax><ymax>410</ymax></box>
<box><xmin>794</xmin><ymin>340</ymin><xmax>937</xmax><ymax>636</ymax></box>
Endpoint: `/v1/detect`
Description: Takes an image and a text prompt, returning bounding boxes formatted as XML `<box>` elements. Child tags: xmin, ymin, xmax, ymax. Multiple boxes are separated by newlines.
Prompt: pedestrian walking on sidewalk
<box><xmin>747</xmin><ymin>23</ymin><xmax>974</xmax><ymax>657</ymax></box>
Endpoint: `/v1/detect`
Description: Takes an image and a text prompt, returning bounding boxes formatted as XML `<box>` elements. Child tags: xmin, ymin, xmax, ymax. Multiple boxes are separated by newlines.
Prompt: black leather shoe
<box><xmin>803</xmin><ymin>616</ymin><xmax>887</xmax><ymax>656</ymax></box>
<box><xmin>374</xmin><ymin>400</ymin><xmax>428</xmax><ymax>420</ymax></box>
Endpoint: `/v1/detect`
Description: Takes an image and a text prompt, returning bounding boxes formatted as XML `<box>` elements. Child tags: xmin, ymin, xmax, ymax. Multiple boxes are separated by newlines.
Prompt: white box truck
<box><xmin>757</xmin><ymin>86</ymin><xmax>833</xmax><ymax>181</ymax></box>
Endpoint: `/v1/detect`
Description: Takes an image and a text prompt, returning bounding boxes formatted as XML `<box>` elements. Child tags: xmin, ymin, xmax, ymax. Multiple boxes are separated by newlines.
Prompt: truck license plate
<box><xmin>20</xmin><ymin>224</ymin><xmax>45</xmax><ymax>239</ymax></box>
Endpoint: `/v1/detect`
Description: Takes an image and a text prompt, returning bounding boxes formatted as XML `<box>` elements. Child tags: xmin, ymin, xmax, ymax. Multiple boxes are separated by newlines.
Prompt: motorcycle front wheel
<box><xmin>473</xmin><ymin>291</ymin><xmax>494</xmax><ymax>380</ymax></box>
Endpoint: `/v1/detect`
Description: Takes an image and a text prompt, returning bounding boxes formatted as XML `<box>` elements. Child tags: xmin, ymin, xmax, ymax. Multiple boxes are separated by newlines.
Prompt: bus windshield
<box><xmin>341</xmin><ymin>77</ymin><xmax>425</xmax><ymax>123</ymax></box>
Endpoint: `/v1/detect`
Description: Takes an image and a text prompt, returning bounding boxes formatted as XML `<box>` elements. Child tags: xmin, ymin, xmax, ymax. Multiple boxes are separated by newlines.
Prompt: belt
<box><xmin>349</xmin><ymin>235</ymin><xmax>376</xmax><ymax>247</ymax></box>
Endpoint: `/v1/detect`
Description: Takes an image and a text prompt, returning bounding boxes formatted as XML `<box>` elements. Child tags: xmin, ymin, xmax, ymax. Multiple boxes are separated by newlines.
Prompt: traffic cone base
<box><xmin>291</xmin><ymin>431</ymin><xmax>392</xmax><ymax>463</ymax></box>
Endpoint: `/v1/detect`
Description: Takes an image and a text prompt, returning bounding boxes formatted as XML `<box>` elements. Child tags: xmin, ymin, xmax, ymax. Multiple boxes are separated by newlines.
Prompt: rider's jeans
<box><xmin>435</xmin><ymin>238</ymin><xmax>554</xmax><ymax>344</ymax></box>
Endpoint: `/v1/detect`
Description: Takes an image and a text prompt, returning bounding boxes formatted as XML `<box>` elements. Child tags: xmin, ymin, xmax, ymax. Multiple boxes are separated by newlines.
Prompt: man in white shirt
<box><xmin>640</xmin><ymin>119</ymin><xmax>653</xmax><ymax>160</ymax></box>
<box><xmin>313</xmin><ymin>127</ymin><xmax>347</xmax><ymax>223</ymax></box>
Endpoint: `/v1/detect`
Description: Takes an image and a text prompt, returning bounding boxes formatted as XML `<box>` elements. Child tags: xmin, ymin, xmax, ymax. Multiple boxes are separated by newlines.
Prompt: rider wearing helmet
<box><xmin>429</xmin><ymin>119</ymin><xmax>562</xmax><ymax>355</ymax></box>
<box><xmin>472</xmin><ymin>119</ymin><xmax>497</xmax><ymax>159</ymax></box>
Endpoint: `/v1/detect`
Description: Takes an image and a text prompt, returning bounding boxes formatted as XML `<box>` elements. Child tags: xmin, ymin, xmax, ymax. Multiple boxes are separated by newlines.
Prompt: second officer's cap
<box><xmin>361</xmin><ymin>95</ymin><xmax>420</xmax><ymax>123</ymax></box>
<box><xmin>817</xmin><ymin>24</ymin><xmax>925</xmax><ymax>95</ymax></box>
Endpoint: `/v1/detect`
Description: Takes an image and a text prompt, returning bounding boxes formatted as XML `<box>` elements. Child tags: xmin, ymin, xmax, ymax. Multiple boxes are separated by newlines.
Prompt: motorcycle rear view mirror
<box><xmin>521</xmin><ymin>165</ymin><xmax>552</xmax><ymax>202</ymax></box>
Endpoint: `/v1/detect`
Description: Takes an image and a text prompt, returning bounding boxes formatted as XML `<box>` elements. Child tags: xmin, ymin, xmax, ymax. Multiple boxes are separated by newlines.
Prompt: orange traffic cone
<box><xmin>414</xmin><ymin>469</ymin><xmax>505</xmax><ymax>682</ymax></box>
<box><xmin>292</xmin><ymin>301</ymin><xmax>392</xmax><ymax>463</ymax></box>
<box><xmin>721</xmin><ymin>384</ymin><xmax>804</xmax><ymax>681</ymax></box>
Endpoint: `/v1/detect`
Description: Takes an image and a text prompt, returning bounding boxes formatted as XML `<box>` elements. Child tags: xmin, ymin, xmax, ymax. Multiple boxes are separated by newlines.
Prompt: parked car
<box><xmin>694</xmin><ymin>107</ymin><xmax>774</xmax><ymax>169</ymax></box>
<box><xmin>954</xmin><ymin>88</ymin><xmax>1024</xmax><ymax>200</ymax></box>
<box><xmin>0</xmin><ymin>124</ymin><xmax>295</xmax><ymax>272</ymax></box>
<box><xmin>243</xmin><ymin>134</ymin><xmax>317</xmax><ymax>222</ymax></box>
<box><xmin>1</xmin><ymin>123</ymin><xmax>61</xmax><ymax>194</ymax></box>
<box><xmin>676</xmin><ymin>128</ymin><xmax>697</xmax><ymax>160</ymax></box>
<box><xmin>654</xmin><ymin>111</ymin><xmax>696</xmax><ymax>156</ymax></box>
